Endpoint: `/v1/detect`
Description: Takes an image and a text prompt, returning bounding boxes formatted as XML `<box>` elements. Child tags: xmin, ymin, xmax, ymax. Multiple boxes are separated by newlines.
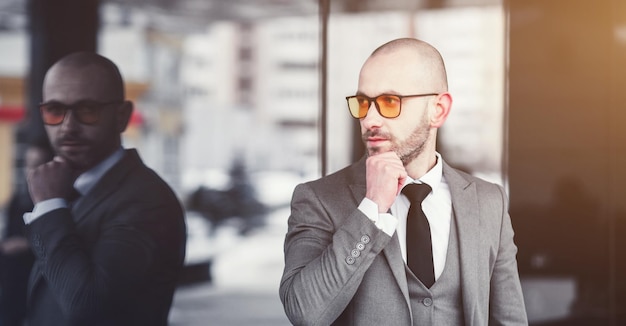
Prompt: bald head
<box><xmin>44</xmin><ymin>52</ymin><xmax>125</xmax><ymax>102</ymax></box>
<box><xmin>368</xmin><ymin>38</ymin><xmax>448</xmax><ymax>92</ymax></box>
<box><xmin>41</xmin><ymin>52</ymin><xmax>133</xmax><ymax>172</ymax></box>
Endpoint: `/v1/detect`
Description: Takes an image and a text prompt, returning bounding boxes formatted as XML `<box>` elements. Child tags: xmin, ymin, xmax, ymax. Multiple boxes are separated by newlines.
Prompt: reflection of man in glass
<box><xmin>0</xmin><ymin>143</ymin><xmax>52</xmax><ymax>326</ymax></box>
<box><xmin>280</xmin><ymin>38</ymin><xmax>527</xmax><ymax>325</ymax></box>
<box><xmin>24</xmin><ymin>52</ymin><xmax>186</xmax><ymax>326</ymax></box>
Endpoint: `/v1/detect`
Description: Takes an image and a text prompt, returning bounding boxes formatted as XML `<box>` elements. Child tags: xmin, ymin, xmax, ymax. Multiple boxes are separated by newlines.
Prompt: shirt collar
<box><xmin>73</xmin><ymin>147</ymin><xmax>125</xmax><ymax>196</ymax></box>
<box><xmin>402</xmin><ymin>152</ymin><xmax>444</xmax><ymax>194</ymax></box>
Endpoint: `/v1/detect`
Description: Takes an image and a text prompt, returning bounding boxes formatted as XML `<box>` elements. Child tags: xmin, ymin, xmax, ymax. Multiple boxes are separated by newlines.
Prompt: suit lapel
<box><xmin>443</xmin><ymin>163</ymin><xmax>480</xmax><ymax>325</ymax></box>
<box><xmin>382</xmin><ymin>234</ymin><xmax>412</xmax><ymax>309</ymax></box>
<box><xmin>72</xmin><ymin>150</ymin><xmax>139</xmax><ymax>224</ymax></box>
<box><xmin>348</xmin><ymin>158</ymin><xmax>413</xmax><ymax>315</ymax></box>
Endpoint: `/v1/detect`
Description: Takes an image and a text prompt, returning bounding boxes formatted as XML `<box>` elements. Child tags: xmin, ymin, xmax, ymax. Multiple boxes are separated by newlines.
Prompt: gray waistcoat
<box><xmin>407</xmin><ymin>216</ymin><xmax>464</xmax><ymax>326</ymax></box>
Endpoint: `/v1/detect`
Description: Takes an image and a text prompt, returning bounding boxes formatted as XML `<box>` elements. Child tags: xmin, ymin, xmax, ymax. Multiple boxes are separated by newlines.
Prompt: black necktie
<box><xmin>402</xmin><ymin>183</ymin><xmax>435</xmax><ymax>288</ymax></box>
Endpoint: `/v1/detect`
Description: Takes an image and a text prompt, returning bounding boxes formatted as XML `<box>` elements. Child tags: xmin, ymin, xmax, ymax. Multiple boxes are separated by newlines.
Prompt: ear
<box><xmin>116</xmin><ymin>101</ymin><xmax>133</xmax><ymax>133</ymax></box>
<box><xmin>430</xmin><ymin>92</ymin><xmax>452</xmax><ymax>128</ymax></box>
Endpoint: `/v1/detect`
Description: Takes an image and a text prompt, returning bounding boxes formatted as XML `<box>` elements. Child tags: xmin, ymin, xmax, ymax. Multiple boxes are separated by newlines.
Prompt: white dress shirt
<box><xmin>23</xmin><ymin>148</ymin><xmax>125</xmax><ymax>224</ymax></box>
<box><xmin>358</xmin><ymin>152</ymin><xmax>452</xmax><ymax>280</ymax></box>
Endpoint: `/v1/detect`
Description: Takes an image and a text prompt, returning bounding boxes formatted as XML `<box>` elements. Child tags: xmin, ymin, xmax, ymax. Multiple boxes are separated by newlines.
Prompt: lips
<box><xmin>364</xmin><ymin>130</ymin><xmax>388</xmax><ymax>143</ymax></box>
<box><xmin>367</xmin><ymin>137</ymin><xmax>388</xmax><ymax>145</ymax></box>
<box><xmin>58</xmin><ymin>140</ymin><xmax>88</xmax><ymax>152</ymax></box>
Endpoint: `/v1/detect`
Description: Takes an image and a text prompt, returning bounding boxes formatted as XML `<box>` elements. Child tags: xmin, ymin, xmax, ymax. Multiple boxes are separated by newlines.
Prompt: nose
<box><xmin>59</xmin><ymin>110</ymin><xmax>80</xmax><ymax>132</ymax></box>
<box><xmin>360</xmin><ymin>101</ymin><xmax>383</xmax><ymax>129</ymax></box>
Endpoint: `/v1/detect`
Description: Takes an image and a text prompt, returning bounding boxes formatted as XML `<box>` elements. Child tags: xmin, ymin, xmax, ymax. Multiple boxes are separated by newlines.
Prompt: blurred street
<box><xmin>169</xmin><ymin>284</ymin><xmax>289</xmax><ymax>326</ymax></box>
<box><xmin>169</xmin><ymin>207</ymin><xmax>292</xmax><ymax>325</ymax></box>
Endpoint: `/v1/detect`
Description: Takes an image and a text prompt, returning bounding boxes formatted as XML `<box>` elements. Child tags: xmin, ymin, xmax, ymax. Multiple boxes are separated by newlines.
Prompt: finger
<box><xmin>368</xmin><ymin>153</ymin><xmax>400</xmax><ymax>167</ymax></box>
<box><xmin>373</xmin><ymin>151</ymin><xmax>398</xmax><ymax>159</ymax></box>
<box><xmin>53</xmin><ymin>155</ymin><xmax>67</xmax><ymax>164</ymax></box>
<box><xmin>397</xmin><ymin>175</ymin><xmax>407</xmax><ymax>195</ymax></box>
<box><xmin>50</xmin><ymin>157</ymin><xmax>75</xmax><ymax>174</ymax></box>
<box><xmin>53</xmin><ymin>156</ymin><xmax>83</xmax><ymax>178</ymax></box>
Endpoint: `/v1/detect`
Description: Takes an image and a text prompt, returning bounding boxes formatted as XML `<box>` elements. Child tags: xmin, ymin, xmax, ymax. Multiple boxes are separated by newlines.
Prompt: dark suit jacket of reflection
<box><xmin>26</xmin><ymin>149</ymin><xmax>186</xmax><ymax>326</ymax></box>
<box><xmin>280</xmin><ymin>157</ymin><xmax>528</xmax><ymax>326</ymax></box>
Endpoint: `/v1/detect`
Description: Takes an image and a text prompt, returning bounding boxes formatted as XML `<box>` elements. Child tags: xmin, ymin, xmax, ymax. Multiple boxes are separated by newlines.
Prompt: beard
<box><xmin>362</xmin><ymin>114</ymin><xmax>430</xmax><ymax>166</ymax></box>
<box><xmin>394</xmin><ymin>125</ymin><xmax>430</xmax><ymax>165</ymax></box>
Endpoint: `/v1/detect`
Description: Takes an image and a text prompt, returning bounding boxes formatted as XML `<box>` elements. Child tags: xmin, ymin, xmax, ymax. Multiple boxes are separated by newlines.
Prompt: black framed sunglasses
<box><xmin>39</xmin><ymin>100</ymin><xmax>122</xmax><ymax>125</ymax></box>
<box><xmin>345</xmin><ymin>93</ymin><xmax>439</xmax><ymax>119</ymax></box>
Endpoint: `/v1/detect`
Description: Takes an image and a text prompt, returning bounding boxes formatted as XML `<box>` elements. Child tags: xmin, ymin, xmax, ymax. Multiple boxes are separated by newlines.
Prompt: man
<box><xmin>24</xmin><ymin>52</ymin><xmax>186</xmax><ymax>326</ymax></box>
<box><xmin>279</xmin><ymin>38</ymin><xmax>528</xmax><ymax>325</ymax></box>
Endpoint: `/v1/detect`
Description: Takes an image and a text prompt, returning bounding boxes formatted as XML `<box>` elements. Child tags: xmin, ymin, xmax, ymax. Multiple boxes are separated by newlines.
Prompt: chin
<box><xmin>61</xmin><ymin>154</ymin><xmax>91</xmax><ymax>171</ymax></box>
<box><xmin>367</xmin><ymin>148</ymin><xmax>380</xmax><ymax>156</ymax></box>
<box><xmin>368</xmin><ymin>145</ymin><xmax>390</xmax><ymax>155</ymax></box>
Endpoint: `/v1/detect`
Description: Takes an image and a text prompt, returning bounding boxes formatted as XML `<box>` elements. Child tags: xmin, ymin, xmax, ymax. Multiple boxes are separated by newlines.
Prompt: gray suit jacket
<box><xmin>280</xmin><ymin>157</ymin><xmax>528</xmax><ymax>326</ymax></box>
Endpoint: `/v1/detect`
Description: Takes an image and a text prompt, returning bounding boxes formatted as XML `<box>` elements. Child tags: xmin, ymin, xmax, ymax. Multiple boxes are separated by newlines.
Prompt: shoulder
<box><xmin>290</xmin><ymin>159</ymin><xmax>365</xmax><ymax>214</ymax></box>
<box><xmin>121</xmin><ymin>150</ymin><xmax>168</xmax><ymax>183</ymax></box>
<box><xmin>443</xmin><ymin>161</ymin><xmax>507</xmax><ymax>203</ymax></box>
<box><xmin>309</xmin><ymin>158</ymin><xmax>365</xmax><ymax>186</ymax></box>
<box><xmin>298</xmin><ymin>158</ymin><xmax>364</xmax><ymax>193</ymax></box>
<box><xmin>111</xmin><ymin>150</ymin><xmax>181</xmax><ymax>203</ymax></box>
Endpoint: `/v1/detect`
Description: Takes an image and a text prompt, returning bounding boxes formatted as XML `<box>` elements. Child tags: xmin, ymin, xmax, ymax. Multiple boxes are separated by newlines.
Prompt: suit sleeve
<box><xmin>489</xmin><ymin>185</ymin><xmax>529</xmax><ymax>325</ymax></box>
<box><xmin>279</xmin><ymin>182</ymin><xmax>392</xmax><ymax>326</ymax></box>
<box><xmin>26</xmin><ymin>195</ymin><xmax>183</xmax><ymax>323</ymax></box>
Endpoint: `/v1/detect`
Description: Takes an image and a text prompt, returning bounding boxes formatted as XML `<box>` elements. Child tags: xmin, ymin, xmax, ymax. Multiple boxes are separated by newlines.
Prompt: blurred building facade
<box><xmin>0</xmin><ymin>1</ymin><xmax>505</xmax><ymax>199</ymax></box>
<box><xmin>2</xmin><ymin>0</ymin><xmax>624</xmax><ymax>325</ymax></box>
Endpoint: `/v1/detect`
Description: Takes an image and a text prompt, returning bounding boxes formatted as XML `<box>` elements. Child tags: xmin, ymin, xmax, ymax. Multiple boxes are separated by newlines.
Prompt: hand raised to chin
<box><xmin>365</xmin><ymin>151</ymin><xmax>407</xmax><ymax>213</ymax></box>
<box><xmin>26</xmin><ymin>156</ymin><xmax>80</xmax><ymax>204</ymax></box>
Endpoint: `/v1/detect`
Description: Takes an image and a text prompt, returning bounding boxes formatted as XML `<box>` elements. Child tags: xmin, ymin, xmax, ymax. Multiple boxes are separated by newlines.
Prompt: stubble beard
<box><xmin>394</xmin><ymin>125</ymin><xmax>430</xmax><ymax>166</ymax></box>
<box><xmin>363</xmin><ymin>116</ymin><xmax>431</xmax><ymax>166</ymax></box>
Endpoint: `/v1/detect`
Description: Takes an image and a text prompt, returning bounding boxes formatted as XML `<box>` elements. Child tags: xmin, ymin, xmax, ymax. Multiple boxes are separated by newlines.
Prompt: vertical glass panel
<box><xmin>99</xmin><ymin>1</ymin><xmax>320</xmax><ymax>325</ymax></box>
<box><xmin>326</xmin><ymin>2</ymin><xmax>506</xmax><ymax>188</ymax></box>
<box><xmin>508</xmin><ymin>0</ymin><xmax>626</xmax><ymax>324</ymax></box>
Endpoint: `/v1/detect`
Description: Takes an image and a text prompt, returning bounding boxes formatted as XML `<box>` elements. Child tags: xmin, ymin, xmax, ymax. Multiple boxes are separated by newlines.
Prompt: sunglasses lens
<box><xmin>347</xmin><ymin>96</ymin><xmax>370</xmax><ymax>119</ymax></box>
<box><xmin>74</xmin><ymin>106</ymin><xmax>100</xmax><ymax>125</ymax></box>
<box><xmin>40</xmin><ymin>105</ymin><xmax>66</xmax><ymax>125</ymax></box>
<box><xmin>376</xmin><ymin>95</ymin><xmax>401</xmax><ymax>118</ymax></box>
<box><xmin>39</xmin><ymin>102</ymin><xmax>106</xmax><ymax>125</ymax></box>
